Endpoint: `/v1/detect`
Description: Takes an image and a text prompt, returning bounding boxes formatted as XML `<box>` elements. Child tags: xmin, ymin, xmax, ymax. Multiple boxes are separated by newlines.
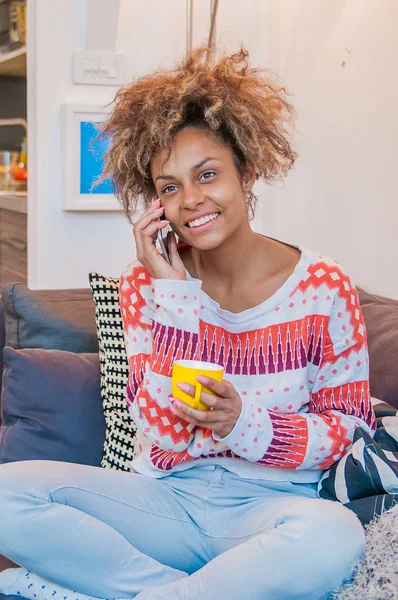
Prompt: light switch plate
<box><xmin>73</xmin><ymin>51</ymin><xmax>126</xmax><ymax>86</ymax></box>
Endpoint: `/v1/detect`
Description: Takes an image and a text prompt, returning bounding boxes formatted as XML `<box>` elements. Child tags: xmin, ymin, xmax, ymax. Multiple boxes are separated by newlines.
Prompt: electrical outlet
<box><xmin>73</xmin><ymin>51</ymin><xmax>126</xmax><ymax>86</ymax></box>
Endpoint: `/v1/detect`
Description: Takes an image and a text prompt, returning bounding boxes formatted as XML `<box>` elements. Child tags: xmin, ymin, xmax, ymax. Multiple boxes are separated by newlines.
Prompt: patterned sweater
<box><xmin>119</xmin><ymin>247</ymin><xmax>376</xmax><ymax>482</ymax></box>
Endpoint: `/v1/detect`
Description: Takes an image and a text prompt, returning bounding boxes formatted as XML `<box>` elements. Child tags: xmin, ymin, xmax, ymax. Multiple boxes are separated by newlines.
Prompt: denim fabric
<box><xmin>0</xmin><ymin>460</ymin><xmax>365</xmax><ymax>600</ymax></box>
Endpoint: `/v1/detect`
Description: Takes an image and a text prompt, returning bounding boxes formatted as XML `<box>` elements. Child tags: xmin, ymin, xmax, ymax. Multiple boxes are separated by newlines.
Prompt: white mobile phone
<box><xmin>157</xmin><ymin>214</ymin><xmax>172</xmax><ymax>265</ymax></box>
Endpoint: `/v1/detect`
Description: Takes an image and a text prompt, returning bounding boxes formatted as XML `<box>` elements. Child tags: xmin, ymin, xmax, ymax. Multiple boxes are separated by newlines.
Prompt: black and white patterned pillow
<box><xmin>89</xmin><ymin>273</ymin><xmax>136</xmax><ymax>471</ymax></box>
<box><xmin>318</xmin><ymin>398</ymin><xmax>398</xmax><ymax>504</ymax></box>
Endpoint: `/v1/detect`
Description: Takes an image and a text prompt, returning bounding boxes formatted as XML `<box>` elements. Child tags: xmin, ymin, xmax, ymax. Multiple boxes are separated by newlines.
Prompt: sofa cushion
<box><xmin>0</xmin><ymin>347</ymin><xmax>106</xmax><ymax>465</ymax></box>
<box><xmin>358</xmin><ymin>287</ymin><xmax>398</xmax><ymax>409</ymax></box>
<box><xmin>2</xmin><ymin>283</ymin><xmax>98</xmax><ymax>353</ymax></box>
<box><xmin>89</xmin><ymin>273</ymin><xmax>136</xmax><ymax>471</ymax></box>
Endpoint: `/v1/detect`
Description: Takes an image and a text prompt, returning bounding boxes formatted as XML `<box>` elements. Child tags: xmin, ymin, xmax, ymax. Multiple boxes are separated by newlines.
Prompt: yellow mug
<box><xmin>171</xmin><ymin>360</ymin><xmax>224</xmax><ymax>411</ymax></box>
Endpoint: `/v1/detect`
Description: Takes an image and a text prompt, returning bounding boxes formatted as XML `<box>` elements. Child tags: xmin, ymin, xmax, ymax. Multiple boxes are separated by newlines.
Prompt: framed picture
<box><xmin>63</xmin><ymin>103</ymin><xmax>120</xmax><ymax>211</ymax></box>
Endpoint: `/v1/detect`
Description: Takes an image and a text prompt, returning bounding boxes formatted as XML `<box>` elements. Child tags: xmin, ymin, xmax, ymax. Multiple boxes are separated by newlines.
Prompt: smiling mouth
<box><xmin>186</xmin><ymin>212</ymin><xmax>221</xmax><ymax>229</ymax></box>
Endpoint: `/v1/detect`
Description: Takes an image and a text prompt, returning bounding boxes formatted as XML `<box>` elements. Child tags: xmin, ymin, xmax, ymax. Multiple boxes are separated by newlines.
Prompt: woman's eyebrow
<box><xmin>155</xmin><ymin>157</ymin><xmax>218</xmax><ymax>182</ymax></box>
<box><xmin>191</xmin><ymin>157</ymin><xmax>218</xmax><ymax>172</ymax></box>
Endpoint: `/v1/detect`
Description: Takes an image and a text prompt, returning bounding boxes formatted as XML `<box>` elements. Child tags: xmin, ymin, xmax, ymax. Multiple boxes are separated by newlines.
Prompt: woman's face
<box><xmin>150</xmin><ymin>127</ymin><xmax>255</xmax><ymax>250</ymax></box>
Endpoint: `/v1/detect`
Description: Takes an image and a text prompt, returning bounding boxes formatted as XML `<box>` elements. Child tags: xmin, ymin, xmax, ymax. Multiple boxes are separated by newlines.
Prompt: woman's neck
<box><xmin>180</xmin><ymin>229</ymin><xmax>301</xmax><ymax>314</ymax></box>
<box><xmin>187</xmin><ymin>228</ymin><xmax>266</xmax><ymax>290</ymax></box>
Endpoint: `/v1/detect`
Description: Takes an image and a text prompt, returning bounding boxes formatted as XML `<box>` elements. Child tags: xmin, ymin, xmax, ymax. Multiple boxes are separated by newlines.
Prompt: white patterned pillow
<box><xmin>318</xmin><ymin>398</ymin><xmax>398</xmax><ymax>505</ymax></box>
<box><xmin>89</xmin><ymin>273</ymin><xmax>136</xmax><ymax>470</ymax></box>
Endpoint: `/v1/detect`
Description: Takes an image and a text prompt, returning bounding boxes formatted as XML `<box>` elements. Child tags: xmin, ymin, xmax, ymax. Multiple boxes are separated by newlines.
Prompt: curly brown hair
<box><xmin>98</xmin><ymin>47</ymin><xmax>297</xmax><ymax>222</ymax></box>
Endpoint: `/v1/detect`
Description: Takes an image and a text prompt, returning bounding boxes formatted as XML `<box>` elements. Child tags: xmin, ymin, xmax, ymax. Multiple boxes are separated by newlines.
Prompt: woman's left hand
<box><xmin>170</xmin><ymin>377</ymin><xmax>242</xmax><ymax>439</ymax></box>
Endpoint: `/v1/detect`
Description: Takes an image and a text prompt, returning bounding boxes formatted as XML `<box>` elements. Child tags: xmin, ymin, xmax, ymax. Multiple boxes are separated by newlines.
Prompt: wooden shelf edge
<box><xmin>0</xmin><ymin>45</ymin><xmax>26</xmax><ymax>76</ymax></box>
<box><xmin>0</xmin><ymin>192</ymin><xmax>27</xmax><ymax>214</ymax></box>
<box><xmin>0</xmin><ymin>191</ymin><xmax>27</xmax><ymax>198</ymax></box>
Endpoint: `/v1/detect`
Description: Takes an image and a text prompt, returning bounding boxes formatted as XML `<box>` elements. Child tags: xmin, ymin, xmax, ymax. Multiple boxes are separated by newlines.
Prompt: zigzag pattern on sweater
<box><xmin>120</xmin><ymin>254</ymin><xmax>375</xmax><ymax>476</ymax></box>
<box><xmin>150</xmin><ymin>315</ymin><xmax>328</xmax><ymax>377</ymax></box>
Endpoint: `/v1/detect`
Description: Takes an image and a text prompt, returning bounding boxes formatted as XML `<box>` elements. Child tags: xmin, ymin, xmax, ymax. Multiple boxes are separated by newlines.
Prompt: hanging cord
<box><xmin>208</xmin><ymin>0</ymin><xmax>219</xmax><ymax>52</ymax></box>
<box><xmin>186</xmin><ymin>0</ymin><xmax>219</xmax><ymax>59</ymax></box>
<box><xmin>186</xmin><ymin>0</ymin><xmax>193</xmax><ymax>58</ymax></box>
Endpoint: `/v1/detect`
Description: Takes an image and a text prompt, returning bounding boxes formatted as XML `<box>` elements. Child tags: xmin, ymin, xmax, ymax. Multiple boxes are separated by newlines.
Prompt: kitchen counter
<box><xmin>0</xmin><ymin>192</ymin><xmax>27</xmax><ymax>214</ymax></box>
<box><xmin>0</xmin><ymin>195</ymin><xmax>27</xmax><ymax>284</ymax></box>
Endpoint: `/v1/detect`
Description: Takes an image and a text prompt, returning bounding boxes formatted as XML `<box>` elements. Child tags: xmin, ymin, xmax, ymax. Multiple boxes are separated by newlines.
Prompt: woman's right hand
<box><xmin>133</xmin><ymin>197</ymin><xmax>187</xmax><ymax>280</ymax></box>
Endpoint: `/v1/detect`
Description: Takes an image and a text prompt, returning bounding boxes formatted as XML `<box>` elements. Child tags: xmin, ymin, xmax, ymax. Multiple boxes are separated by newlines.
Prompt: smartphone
<box><xmin>157</xmin><ymin>212</ymin><xmax>172</xmax><ymax>265</ymax></box>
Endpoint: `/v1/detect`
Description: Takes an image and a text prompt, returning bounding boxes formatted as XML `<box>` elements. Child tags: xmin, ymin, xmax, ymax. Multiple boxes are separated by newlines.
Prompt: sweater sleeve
<box><xmin>120</xmin><ymin>261</ymin><xmax>203</xmax><ymax>451</ymax></box>
<box><xmin>213</xmin><ymin>276</ymin><xmax>376</xmax><ymax>471</ymax></box>
<box><xmin>120</xmin><ymin>261</ymin><xmax>238</xmax><ymax>463</ymax></box>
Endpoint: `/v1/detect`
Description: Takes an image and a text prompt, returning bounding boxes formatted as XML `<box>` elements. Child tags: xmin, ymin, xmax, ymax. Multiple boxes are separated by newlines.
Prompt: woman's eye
<box><xmin>162</xmin><ymin>185</ymin><xmax>178</xmax><ymax>194</ymax></box>
<box><xmin>200</xmin><ymin>171</ymin><xmax>216</xmax><ymax>181</ymax></box>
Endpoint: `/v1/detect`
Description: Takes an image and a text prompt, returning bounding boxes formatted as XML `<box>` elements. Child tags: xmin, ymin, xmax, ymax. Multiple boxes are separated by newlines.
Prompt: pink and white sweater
<box><xmin>119</xmin><ymin>247</ymin><xmax>376</xmax><ymax>482</ymax></box>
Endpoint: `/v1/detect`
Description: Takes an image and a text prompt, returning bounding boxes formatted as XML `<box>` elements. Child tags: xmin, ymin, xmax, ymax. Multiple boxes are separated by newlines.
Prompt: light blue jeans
<box><xmin>0</xmin><ymin>460</ymin><xmax>365</xmax><ymax>600</ymax></box>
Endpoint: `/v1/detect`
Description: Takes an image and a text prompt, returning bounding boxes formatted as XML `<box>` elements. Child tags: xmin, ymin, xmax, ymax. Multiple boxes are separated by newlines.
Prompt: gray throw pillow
<box><xmin>357</xmin><ymin>288</ymin><xmax>398</xmax><ymax>409</ymax></box>
<box><xmin>2</xmin><ymin>283</ymin><xmax>98</xmax><ymax>352</ymax></box>
<box><xmin>0</xmin><ymin>347</ymin><xmax>106</xmax><ymax>466</ymax></box>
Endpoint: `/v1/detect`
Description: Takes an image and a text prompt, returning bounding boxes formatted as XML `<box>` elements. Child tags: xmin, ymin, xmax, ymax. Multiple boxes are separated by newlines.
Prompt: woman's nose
<box><xmin>181</xmin><ymin>185</ymin><xmax>204</xmax><ymax>209</ymax></box>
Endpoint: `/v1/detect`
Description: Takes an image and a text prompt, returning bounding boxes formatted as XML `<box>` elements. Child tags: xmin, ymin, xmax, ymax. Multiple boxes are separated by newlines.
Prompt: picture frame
<box><xmin>62</xmin><ymin>103</ymin><xmax>120</xmax><ymax>211</ymax></box>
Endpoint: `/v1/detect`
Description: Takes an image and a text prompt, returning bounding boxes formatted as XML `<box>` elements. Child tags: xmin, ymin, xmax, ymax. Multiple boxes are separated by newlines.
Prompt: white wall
<box><xmin>27</xmin><ymin>0</ymin><xmax>398</xmax><ymax>298</ymax></box>
<box><xmin>28</xmin><ymin>0</ymin><xmax>128</xmax><ymax>290</ymax></box>
<box><xmin>262</xmin><ymin>0</ymin><xmax>398</xmax><ymax>299</ymax></box>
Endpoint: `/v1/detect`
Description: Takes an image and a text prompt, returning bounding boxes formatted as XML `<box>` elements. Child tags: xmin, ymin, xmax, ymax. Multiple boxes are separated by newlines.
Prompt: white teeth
<box><xmin>187</xmin><ymin>213</ymin><xmax>220</xmax><ymax>228</ymax></box>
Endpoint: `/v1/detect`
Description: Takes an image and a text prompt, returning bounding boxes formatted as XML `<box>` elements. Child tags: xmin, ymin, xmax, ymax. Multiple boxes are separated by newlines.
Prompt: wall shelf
<box><xmin>0</xmin><ymin>45</ymin><xmax>26</xmax><ymax>76</ymax></box>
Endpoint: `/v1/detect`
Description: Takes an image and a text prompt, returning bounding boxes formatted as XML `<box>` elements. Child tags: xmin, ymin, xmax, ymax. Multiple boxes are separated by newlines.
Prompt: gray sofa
<box><xmin>0</xmin><ymin>285</ymin><xmax>104</xmax><ymax>465</ymax></box>
<box><xmin>0</xmin><ymin>282</ymin><xmax>397</xmax><ymax>600</ymax></box>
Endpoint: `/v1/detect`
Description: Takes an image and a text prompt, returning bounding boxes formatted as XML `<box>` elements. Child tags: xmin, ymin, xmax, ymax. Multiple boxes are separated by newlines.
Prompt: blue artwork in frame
<box><xmin>63</xmin><ymin>104</ymin><xmax>119</xmax><ymax>211</ymax></box>
<box><xmin>79</xmin><ymin>121</ymin><xmax>112</xmax><ymax>195</ymax></box>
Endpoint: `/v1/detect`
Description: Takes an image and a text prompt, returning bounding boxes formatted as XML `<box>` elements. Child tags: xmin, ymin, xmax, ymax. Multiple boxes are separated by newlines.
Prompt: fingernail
<box><xmin>177</xmin><ymin>383</ymin><xmax>190</xmax><ymax>393</ymax></box>
<box><xmin>170</xmin><ymin>398</ymin><xmax>181</xmax><ymax>408</ymax></box>
<box><xmin>196</xmin><ymin>376</ymin><xmax>206</xmax><ymax>383</ymax></box>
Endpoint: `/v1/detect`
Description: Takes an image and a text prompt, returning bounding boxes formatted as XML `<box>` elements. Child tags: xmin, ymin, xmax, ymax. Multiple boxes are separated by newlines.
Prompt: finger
<box><xmin>139</xmin><ymin>196</ymin><xmax>161</xmax><ymax>217</ymax></box>
<box><xmin>176</xmin><ymin>382</ymin><xmax>195</xmax><ymax>398</ymax></box>
<box><xmin>170</xmin><ymin>401</ymin><xmax>224</xmax><ymax>427</ymax></box>
<box><xmin>166</xmin><ymin>231</ymin><xmax>187</xmax><ymax>271</ymax></box>
<box><xmin>167</xmin><ymin>231</ymin><xmax>179</xmax><ymax>262</ymax></box>
<box><xmin>135</xmin><ymin>219</ymin><xmax>169</xmax><ymax>262</ymax></box>
<box><xmin>196</xmin><ymin>376</ymin><xmax>231</xmax><ymax>398</ymax></box>
<box><xmin>142</xmin><ymin>218</ymin><xmax>170</xmax><ymax>238</ymax></box>
<box><xmin>171</xmin><ymin>412</ymin><xmax>224</xmax><ymax>432</ymax></box>
<box><xmin>170</xmin><ymin>397</ymin><xmax>210</xmax><ymax>421</ymax></box>
<box><xmin>136</xmin><ymin>206</ymin><xmax>165</xmax><ymax>231</ymax></box>
<box><xmin>133</xmin><ymin>205</ymin><xmax>164</xmax><ymax>255</ymax></box>
<box><xmin>170</xmin><ymin>407</ymin><xmax>198</xmax><ymax>424</ymax></box>
<box><xmin>133</xmin><ymin>197</ymin><xmax>163</xmax><ymax>231</ymax></box>
<box><xmin>176</xmin><ymin>383</ymin><xmax>219</xmax><ymax>409</ymax></box>
<box><xmin>134</xmin><ymin>197</ymin><xmax>158</xmax><ymax>221</ymax></box>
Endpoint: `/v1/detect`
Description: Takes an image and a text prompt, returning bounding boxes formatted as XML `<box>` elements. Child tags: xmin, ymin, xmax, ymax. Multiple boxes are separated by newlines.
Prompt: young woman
<box><xmin>0</xmin><ymin>48</ymin><xmax>375</xmax><ymax>600</ymax></box>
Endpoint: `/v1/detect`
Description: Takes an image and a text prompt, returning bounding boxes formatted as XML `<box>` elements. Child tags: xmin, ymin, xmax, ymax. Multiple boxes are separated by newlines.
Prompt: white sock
<box><xmin>0</xmin><ymin>567</ymin><xmax>107</xmax><ymax>600</ymax></box>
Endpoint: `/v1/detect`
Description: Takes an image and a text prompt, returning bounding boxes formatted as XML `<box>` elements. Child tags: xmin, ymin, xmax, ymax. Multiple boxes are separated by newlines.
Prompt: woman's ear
<box><xmin>242</xmin><ymin>163</ymin><xmax>257</xmax><ymax>192</ymax></box>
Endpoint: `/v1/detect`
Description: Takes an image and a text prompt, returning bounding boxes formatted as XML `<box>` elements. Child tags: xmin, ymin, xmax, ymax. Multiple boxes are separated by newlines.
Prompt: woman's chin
<box><xmin>187</xmin><ymin>238</ymin><xmax>225</xmax><ymax>252</ymax></box>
